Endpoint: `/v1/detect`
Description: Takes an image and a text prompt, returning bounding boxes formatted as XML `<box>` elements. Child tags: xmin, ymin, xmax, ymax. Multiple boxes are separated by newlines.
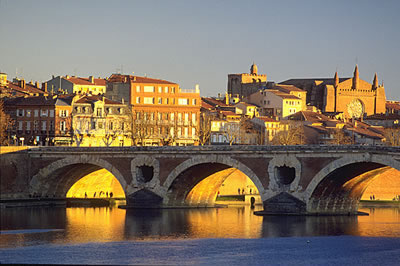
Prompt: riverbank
<box><xmin>0</xmin><ymin>198</ymin><xmax>123</xmax><ymax>208</ymax></box>
<box><xmin>359</xmin><ymin>200</ymin><xmax>400</xmax><ymax>208</ymax></box>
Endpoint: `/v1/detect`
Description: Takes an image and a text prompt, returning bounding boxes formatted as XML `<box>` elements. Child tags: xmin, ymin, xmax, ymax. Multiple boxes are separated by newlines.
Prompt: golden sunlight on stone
<box><xmin>66</xmin><ymin>169</ymin><xmax>125</xmax><ymax>198</ymax></box>
<box><xmin>218</xmin><ymin>169</ymin><xmax>259</xmax><ymax>196</ymax></box>
<box><xmin>361</xmin><ymin>168</ymin><xmax>400</xmax><ymax>200</ymax></box>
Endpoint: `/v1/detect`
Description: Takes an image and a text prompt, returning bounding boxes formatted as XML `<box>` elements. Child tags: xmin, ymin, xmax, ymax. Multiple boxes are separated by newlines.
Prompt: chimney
<box><xmin>66</xmin><ymin>75</ymin><xmax>70</xmax><ymax>79</ymax></box>
<box><xmin>35</xmin><ymin>81</ymin><xmax>40</xmax><ymax>88</ymax></box>
<box><xmin>20</xmin><ymin>79</ymin><xmax>26</xmax><ymax>89</ymax></box>
<box><xmin>42</xmin><ymin>83</ymin><xmax>48</xmax><ymax>92</ymax></box>
<box><xmin>195</xmin><ymin>84</ymin><xmax>200</xmax><ymax>93</ymax></box>
<box><xmin>89</xmin><ymin>76</ymin><xmax>94</xmax><ymax>83</ymax></box>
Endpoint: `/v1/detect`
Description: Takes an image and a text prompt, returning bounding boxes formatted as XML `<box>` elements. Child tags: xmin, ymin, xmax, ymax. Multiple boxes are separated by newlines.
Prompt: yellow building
<box><xmin>246</xmin><ymin>89</ymin><xmax>304</xmax><ymax>119</ymax></box>
<box><xmin>251</xmin><ymin>116</ymin><xmax>282</xmax><ymax>144</ymax></box>
<box><xmin>71</xmin><ymin>95</ymin><xmax>132</xmax><ymax>147</ymax></box>
<box><xmin>46</xmin><ymin>75</ymin><xmax>107</xmax><ymax>95</ymax></box>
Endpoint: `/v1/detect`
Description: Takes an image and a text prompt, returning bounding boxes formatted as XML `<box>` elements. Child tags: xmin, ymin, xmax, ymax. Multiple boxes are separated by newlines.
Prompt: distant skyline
<box><xmin>1</xmin><ymin>0</ymin><xmax>399</xmax><ymax>99</ymax></box>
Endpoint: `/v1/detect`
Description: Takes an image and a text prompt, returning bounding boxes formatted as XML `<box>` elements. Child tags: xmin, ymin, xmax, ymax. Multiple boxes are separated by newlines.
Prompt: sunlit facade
<box><xmin>107</xmin><ymin>74</ymin><xmax>201</xmax><ymax>146</ymax></box>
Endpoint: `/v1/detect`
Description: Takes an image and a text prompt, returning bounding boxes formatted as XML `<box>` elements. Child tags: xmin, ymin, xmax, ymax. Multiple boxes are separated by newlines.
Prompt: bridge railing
<box><xmin>20</xmin><ymin>144</ymin><xmax>400</xmax><ymax>154</ymax></box>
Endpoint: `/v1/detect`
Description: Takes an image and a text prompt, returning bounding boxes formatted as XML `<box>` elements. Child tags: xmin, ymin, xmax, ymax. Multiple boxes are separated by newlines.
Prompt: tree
<box><xmin>329</xmin><ymin>128</ymin><xmax>353</xmax><ymax>145</ymax></box>
<box><xmin>384</xmin><ymin>127</ymin><xmax>400</xmax><ymax>146</ymax></box>
<box><xmin>271</xmin><ymin>121</ymin><xmax>305</xmax><ymax>145</ymax></box>
<box><xmin>197</xmin><ymin>112</ymin><xmax>212</xmax><ymax>145</ymax></box>
<box><xmin>0</xmin><ymin>100</ymin><xmax>14</xmax><ymax>145</ymax></box>
<box><xmin>223</xmin><ymin>121</ymin><xmax>241</xmax><ymax>145</ymax></box>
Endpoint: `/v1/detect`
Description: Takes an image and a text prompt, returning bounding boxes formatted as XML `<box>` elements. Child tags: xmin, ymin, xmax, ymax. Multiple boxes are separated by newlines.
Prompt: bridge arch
<box><xmin>162</xmin><ymin>155</ymin><xmax>265</xmax><ymax>206</ymax></box>
<box><xmin>30</xmin><ymin>155</ymin><xmax>128</xmax><ymax>197</ymax></box>
<box><xmin>304</xmin><ymin>153</ymin><xmax>400</xmax><ymax>214</ymax></box>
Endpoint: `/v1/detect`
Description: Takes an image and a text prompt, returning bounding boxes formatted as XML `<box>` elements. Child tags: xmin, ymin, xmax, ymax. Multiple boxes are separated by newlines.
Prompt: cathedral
<box><xmin>280</xmin><ymin>65</ymin><xmax>387</xmax><ymax>118</ymax></box>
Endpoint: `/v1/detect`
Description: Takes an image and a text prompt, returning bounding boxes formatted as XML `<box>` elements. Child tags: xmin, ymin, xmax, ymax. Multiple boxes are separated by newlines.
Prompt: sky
<box><xmin>1</xmin><ymin>0</ymin><xmax>399</xmax><ymax>99</ymax></box>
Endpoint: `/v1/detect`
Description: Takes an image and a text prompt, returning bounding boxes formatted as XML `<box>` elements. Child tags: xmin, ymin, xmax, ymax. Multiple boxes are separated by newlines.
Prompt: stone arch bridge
<box><xmin>1</xmin><ymin>145</ymin><xmax>399</xmax><ymax>215</ymax></box>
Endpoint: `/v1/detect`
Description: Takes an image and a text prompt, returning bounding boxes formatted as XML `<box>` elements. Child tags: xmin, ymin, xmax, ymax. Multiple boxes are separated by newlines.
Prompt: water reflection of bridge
<box><xmin>1</xmin><ymin>145</ymin><xmax>399</xmax><ymax>215</ymax></box>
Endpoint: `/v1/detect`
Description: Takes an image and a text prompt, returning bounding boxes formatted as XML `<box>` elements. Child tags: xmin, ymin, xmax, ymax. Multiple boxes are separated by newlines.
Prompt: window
<box><xmin>136</xmin><ymin>112</ymin><xmax>140</xmax><ymax>120</ymax></box>
<box><xmin>18</xmin><ymin>121</ymin><xmax>23</xmax><ymax>130</ymax></box>
<box><xmin>150</xmin><ymin>113</ymin><xmax>154</xmax><ymax>120</ymax></box>
<box><xmin>108</xmin><ymin>122</ymin><xmax>113</xmax><ymax>130</ymax></box>
<box><xmin>60</xmin><ymin>121</ymin><xmax>66</xmax><ymax>131</ymax></box>
<box><xmin>165</xmin><ymin>87</ymin><xmax>169</xmax><ymax>93</ymax></box>
<box><xmin>158</xmin><ymin>98</ymin><xmax>162</xmax><ymax>104</ymax></box>
<box><xmin>158</xmin><ymin>86</ymin><xmax>162</xmax><ymax>93</ymax></box>
<box><xmin>59</xmin><ymin>110</ymin><xmax>69</xmax><ymax>117</ymax></box>
<box><xmin>92</xmin><ymin>121</ymin><xmax>96</xmax><ymax>129</ymax></box>
<box><xmin>178</xmin><ymin>98</ymin><xmax>189</xmax><ymax>105</ymax></box>
<box><xmin>171</xmin><ymin>87</ymin><xmax>175</xmax><ymax>93</ymax></box>
<box><xmin>34</xmin><ymin>110</ymin><xmax>38</xmax><ymax>117</ymax></box>
<box><xmin>136</xmin><ymin>97</ymin><xmax>140</xmax><ymax>104</ymax></box>
<box><xmin>170</xmin><ymin>113</ymin><xmax>174</xmax><ymax>121</ymax></box>
<box><xmin>34</xmin><ymin>121</ymin><xmax>39</xmax><ymax>130</ymax></box>
<box><xmin>143</xmin><ymin>86</ymin><xmax>155</xmax><ymax>92</ymax></box>
<box><xmin>50</xmin><ymin>121</ymin><xmax>54</xmax><ymax>130</ymax></box>
<box><xmin>26</xmin><ymin>121</ymin><xmax>31</xmax><ymax>130</ymax></box>
<box><xmin>107</xmin><ymin>108</ymin><xmax>112</xmax><ymax>114</ymax></box>
<box><xmin>184</xmin><ymin>127</ymin><xmax>188</xmax><ymax>138</ymax></box>
<box><xmin>136</xmin><ymin>86</ymin><xmax>140</xmax><ymax>92</ymax></box>
<box><xmin>26</xmin><ymin>110</ymin><xmax>31</xmax><ymax>117</ymax></box>
<box><xmin>178</xmin><ymin>113</ymin><xmax>182</xmax><ymax>122</ymax></box>
<box><xmin>50</xmin><ymin>110</ymin><xmax>54</xmax><ymax>117</ymax></box>
<box><xmin>98</xmin><ymin>122</ymin><xmax>104</xmax><ymax>129</ymax></box>
<box><xmin>158</xmin><ymin>113</ymin><xmax>162</xmax><ymax>120</ymax></box>
<box><xmin>192</xmin><ymin>99</ymin><xmax>197</xmax><ymax>105</ymax></box>
<box><xmin>41</xmin><ymin>109</ymin><xmax>48</xmax><ymax>117</ymax></box>
<box><xmin>192</xmin><ymin>113</ymin><xmax>196</xmax><ymax>125</ymax></box>
<box><xmin>17</xmin><ymin>109</ymin><xmax>24</xmax><ymax>117</ymax></box>
<box><xmin>184</xmin><ymin>113</ymin><xmax>189</xmax><ymax>123</ymax></box>
<box><xmin>42</xmin><ymin>121</ymin><xmax>47</xmax><ymax>131</ymax></box>
<box><xmin>144</xmin><ymin>97</ymin><xmax>154</xmax><ymax>104</ymax></box>
<box><xmin>178</xmin><ymin>127</ymin><xmax>182</xmax><ymax>137</ymax></box>
<box><xmin>96</xmin><ymin>108</ymin><xmax>102</xmax><ymax>116</ymax></box>
<box><xmin>192</xmin><ymin>127</ymin><xmax>196</xmax><ymax>138</ymax></box>
<box><xmin>166</xmin><ymin>98</ymin><xmax>169</xmax><ymax>104</ymax></box>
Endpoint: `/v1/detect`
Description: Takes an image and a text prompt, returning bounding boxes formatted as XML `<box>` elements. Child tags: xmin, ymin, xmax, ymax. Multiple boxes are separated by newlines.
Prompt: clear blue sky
<box><xmin>1</xmin><ymin>0</ymin><xmax>399</xmax><ymax>99</ymax></box>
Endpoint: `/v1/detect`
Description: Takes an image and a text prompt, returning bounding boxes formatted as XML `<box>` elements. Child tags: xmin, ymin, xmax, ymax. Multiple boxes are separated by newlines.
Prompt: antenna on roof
<box><xmin>355</xmin><ymin>56</ymin><xmax>358</xmax><ymax>65</ymax></box>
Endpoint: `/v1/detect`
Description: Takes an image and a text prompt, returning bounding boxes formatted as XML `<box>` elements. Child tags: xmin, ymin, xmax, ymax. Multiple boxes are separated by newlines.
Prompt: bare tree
<box><xmin>223</xmin><ymin>121</ymin><xmax>241</xmax><ymax>145</ymax></box>
<box><xmin>384</xmin><ymin>127</ymin><xmax>400</xmax><ymax>146</ymax></box>
<box><xmin>329</xmin><ymin>128</ymin><xmax>353</xmax><ymax>145</ymax></box>
<box><xmin>271</xmin><ymin>121</ymin><xmax>305</xmax><ymax>145</ymax></box>
<box><xmin>0</xmin><ymin>100</ymin><xmax>14</xmax><ymax>145</ymax></box>
<box><xmin>197</xmin><ymin>112</ymin><xmax>212</xmax><ymax>146</ymax></box>
<box><xmin>71</xmin><ymin>114</ymin><xmax>92</xmax><ymax>147</ymax></box>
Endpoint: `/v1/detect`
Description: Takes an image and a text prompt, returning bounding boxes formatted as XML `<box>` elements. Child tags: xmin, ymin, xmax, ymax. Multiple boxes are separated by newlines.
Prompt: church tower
<box><xmin>250</xmin><ymin>62</ymin><xmax>258</xmax><ymax>75</ymax></box>
<box><xmin>352</xmin><ymin>65</ymin><xmax>359</xmax><ymax>90</ymax></box>
<box><xmin>333</xmin><ymin>71</ymin><xmax>339</xmax><ymax>112</ymax></box>
<box><xmin>372</xmin><ymin>73</ymin><xmax>379</xmax><ymax>90</ymax></box>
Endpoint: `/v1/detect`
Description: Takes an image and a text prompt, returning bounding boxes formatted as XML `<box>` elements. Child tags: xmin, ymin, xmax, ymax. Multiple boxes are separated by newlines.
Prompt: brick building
<box><xmin>4</xmin><ymin>95</ymin><xmax>73</xmax><ymax>145</ymax></box>
<box><xmin>281</xmin><ymin>65</ymin><xmax>386</xmax><ymax>118</ymax></box>
<box><xmin>107</xmin><ymin>74</ymin><xmax>201</xmax><ymax>146</ymax></box>
<box><xmin>227</xmin><ymin>63</ymin><xmax>267</xmax><ymax>99</ymax></box>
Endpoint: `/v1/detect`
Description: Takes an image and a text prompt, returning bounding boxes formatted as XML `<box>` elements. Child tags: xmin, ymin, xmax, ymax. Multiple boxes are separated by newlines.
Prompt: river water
<box><xmin>1</xmin><ymin>205</ymin><xmax>400</xmax><ymax>265</ymax></box>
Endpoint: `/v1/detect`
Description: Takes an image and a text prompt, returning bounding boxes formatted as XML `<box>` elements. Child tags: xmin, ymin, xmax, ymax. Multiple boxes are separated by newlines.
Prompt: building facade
<box><xmin>107</xmin><ymin>74</ymin><xmax>201</xmax><ymax>146</ymax></box>
<box><xmin>46</xmin><ymin>75</ymin><xmax>106</xmax><ymax>95</ymax></box>
<box><xmin>281</xmin><ymin>65</ymin><xmax>386</xmax><ymax>118</ymax></box>
<box><xmin>4</xmin><ymin>95</ymin><xmax>73</xmax><ymax>146</ymax></box>
<box><xmin>227</xmin><ymin>63</ymin><xmax>267</xmax><ymax>99</ymax></box>
<box><xmin>71</xmin><ymin>95</ymin><xmax>131</xmax><ymax>147</ymax></box>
